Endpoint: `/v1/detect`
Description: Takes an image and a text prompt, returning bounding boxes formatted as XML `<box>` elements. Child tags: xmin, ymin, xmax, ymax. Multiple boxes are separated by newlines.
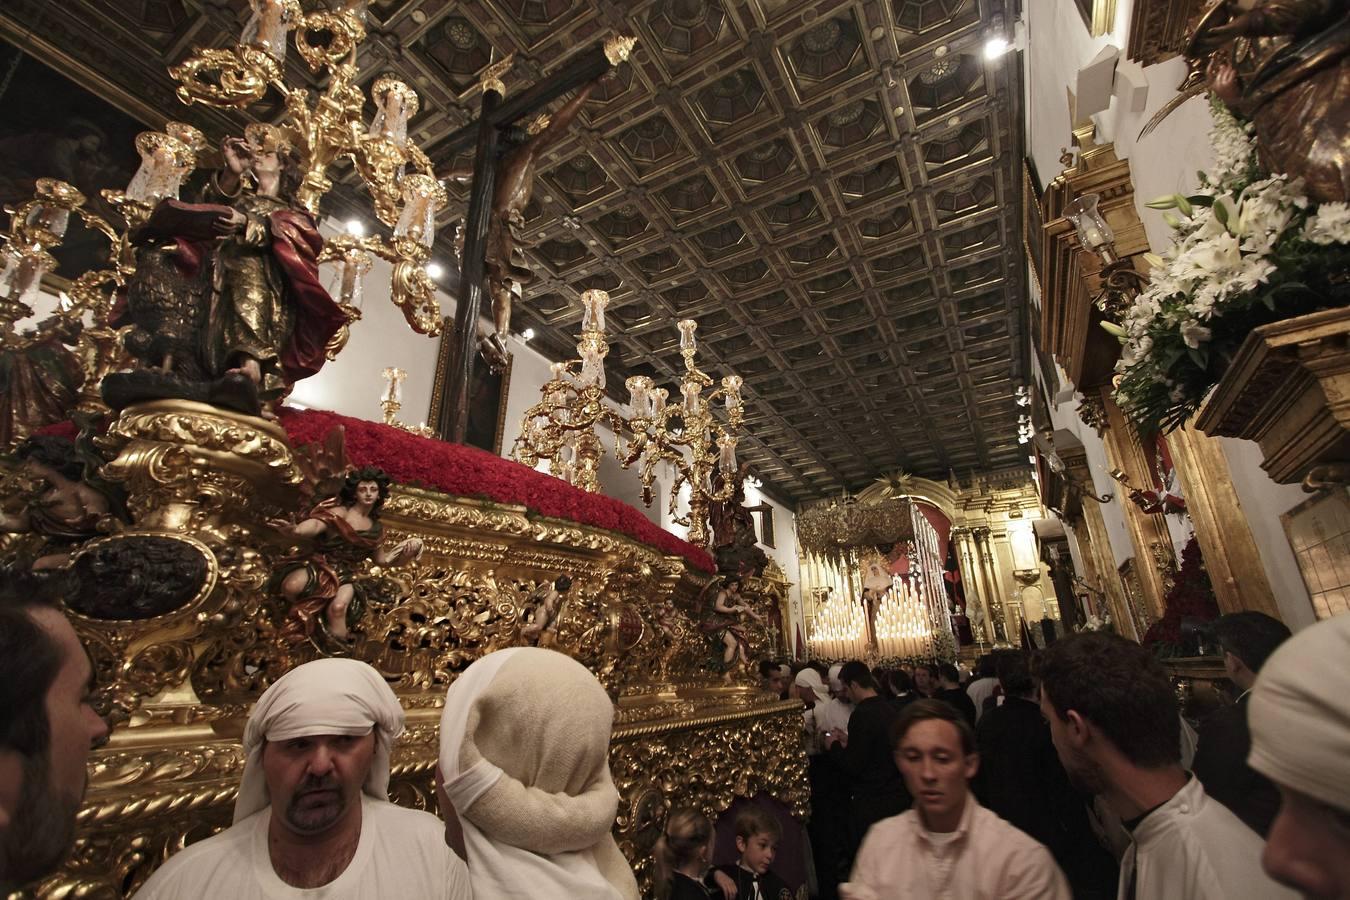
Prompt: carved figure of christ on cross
<box><xmin>430</xmin><ymin>38</ymin><xmax>634</xmax><ymax>444</ymax></box>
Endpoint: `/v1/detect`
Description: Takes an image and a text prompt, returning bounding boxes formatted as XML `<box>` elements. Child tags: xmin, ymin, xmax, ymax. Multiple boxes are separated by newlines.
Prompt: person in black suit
<box><xmin>824</xmin><ymin>661</ymin><xmax>910</xmax><ymax>859</ymax></box>
<box><xmin>936</xmin><ymin>663</ymin><xmax>977</xmax><ymax>728</ymax></box>
<box><xmin>1192</xmin><ymin>612</ymin><xmax>1291</xmax><ymax>836</ymax></box>
<box><xmin>973</xmin><ymin>651</ymin><xmax>1118</xmax><ymax>899</ymax></box>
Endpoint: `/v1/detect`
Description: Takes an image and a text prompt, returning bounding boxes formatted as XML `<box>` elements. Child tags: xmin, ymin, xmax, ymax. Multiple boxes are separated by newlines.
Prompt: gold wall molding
<box><xmin>1128</xmin><ymin>0</ymin><xmax>1208</xmax><ymax>66</ymax></box>
<box><xmin>1167</xmin><ymin>418</ymin><xmax>1282</xmax><ymax>620</ymax></box>
<box><xmin>1099</xmin><ymin>388</ymin><xmax>1175</xmax><ymax>621</ymax></box>
<box><xmin>1195</xmin><ymin>306</ymin><xmax>1350</xmax><ymax>488</ymax></box>
<box><xmin>1077</xmin><ymin>489</ymin><xmax>1138</xmax><ymax>639</ymax></box>
<box><xmin>1074</xmin><ymin>0</ymin><xmax>1118</xmax><ymax>38</ymax></box>
<box><xmin>1042</xmin><ymin>142</ymin><xmax>1148</xmax><ymax>392</ymax></box>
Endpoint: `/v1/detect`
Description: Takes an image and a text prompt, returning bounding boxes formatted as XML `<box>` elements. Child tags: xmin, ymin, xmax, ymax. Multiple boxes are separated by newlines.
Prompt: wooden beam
<box><xmin>439</xmin><ymin>88</ymin><xmax>502</xmax><ymax>443</ymax></box>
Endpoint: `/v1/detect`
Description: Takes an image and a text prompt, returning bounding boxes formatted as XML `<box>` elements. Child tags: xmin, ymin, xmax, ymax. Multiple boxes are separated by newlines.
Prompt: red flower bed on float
<box><xmin>1142</xmin><ymin>537</ymin><xmax>1219</xmax><ymax>655</ymax></box>
<box><xmin>276</xmin><ymin>407</ymin><xmax>715</xmax><ymax>573</ymax></box>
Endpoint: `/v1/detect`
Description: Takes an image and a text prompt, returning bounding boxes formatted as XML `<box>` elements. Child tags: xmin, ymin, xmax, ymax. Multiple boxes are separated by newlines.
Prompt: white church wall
<box><xmin>287</xmin><ymin>221</ymin><xmax>441</xmax><ymax>422</ymax></box>
<box><xmin>1023</xmin><ymin>0</ymin><xmax>1317</xmax><ymax>627</ymax></box>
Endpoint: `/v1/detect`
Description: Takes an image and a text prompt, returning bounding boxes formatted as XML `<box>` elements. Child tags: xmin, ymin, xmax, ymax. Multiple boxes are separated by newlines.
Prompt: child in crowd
<box><xmin>654</xmin><ymin>809</ymin><xmax>732</xmax><ymax>900</ymax></box>
<box><xmin>714</xmin><ymin>806</ymin><xmax>793</xmax><ymax>900</ymax></box>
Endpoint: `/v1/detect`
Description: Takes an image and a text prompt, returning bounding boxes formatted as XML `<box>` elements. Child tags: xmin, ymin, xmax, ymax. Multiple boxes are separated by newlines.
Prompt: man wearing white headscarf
<box><xmin>137</xmin><ymin>658</ymin><xmax>470</xmax><ymax>899</ymax></box>
<box><xmin>1249</xmin><ymin>613</ymin><xmax>1350</xmax><ymax>898</ymax></box>
<box><xmin>435</xmin><ymin>647</ymin><xmax>640</xmax><ymax>899</ymax></box>
<box><xmin>822</xmin><ymin>664</ymin><xmax>855</xmax><ymax>735</ymax></box>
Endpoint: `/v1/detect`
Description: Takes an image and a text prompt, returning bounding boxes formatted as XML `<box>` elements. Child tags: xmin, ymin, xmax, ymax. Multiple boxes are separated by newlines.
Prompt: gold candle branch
<box><xmin>511</xmin><ymin>307</ymin><xmax>750</xmax><ymax>544</ymax></box>
<box><xmin>620</xmin><ymin>318</ymin><xmax>746</xmax><ymax>548</ymax></box>
<box><xmin>169</xmin><ymin>0</ymin><xmax>445</xmax><ymax>338</ymax></box>
<box><xmin>512</xmin><ymin>290</ymin><xmax>626</xmax><ymax>493</ymax></box>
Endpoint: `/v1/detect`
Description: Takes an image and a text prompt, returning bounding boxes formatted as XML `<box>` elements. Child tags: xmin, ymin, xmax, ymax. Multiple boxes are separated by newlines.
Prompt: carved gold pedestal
<box><xmin>1196</xmin><ymin>307</ymin><xmax>1350</xmax><ymax>488</ymax></box>
<box><xmin>10</xmin><ymin>402</ymin><xmax>807</xmax><ymax>899</ymax></box>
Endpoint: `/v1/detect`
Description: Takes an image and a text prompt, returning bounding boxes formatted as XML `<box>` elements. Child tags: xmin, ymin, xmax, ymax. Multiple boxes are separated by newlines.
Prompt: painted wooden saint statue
<box><xmin>1190</xmin><ymin>0</ymin><xmax>1349</xmax><ymax>202</ymax></box>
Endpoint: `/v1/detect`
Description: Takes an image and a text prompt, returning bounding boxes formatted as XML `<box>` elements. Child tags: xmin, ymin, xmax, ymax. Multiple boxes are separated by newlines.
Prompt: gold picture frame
<box><xmin>1073</xmin><ymin>0</ymin><xmax>1118</xmax><ymax>38</ymax></box>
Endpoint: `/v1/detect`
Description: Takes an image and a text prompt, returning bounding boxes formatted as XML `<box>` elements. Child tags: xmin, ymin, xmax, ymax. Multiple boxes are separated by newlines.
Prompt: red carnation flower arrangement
<box><xmin>1143</xmin><ymin>537</ymin><xmax>1219</xmax><ymax>655</ymax></box>
<box><xmin>277</xmin><ymin>407</ymin><xmax>715</xmax><ymax>572</ymax></box>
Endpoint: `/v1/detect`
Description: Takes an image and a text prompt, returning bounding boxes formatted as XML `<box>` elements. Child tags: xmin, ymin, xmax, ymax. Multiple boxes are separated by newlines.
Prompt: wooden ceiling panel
<box><xmin>1</xmin><ymin>0</ymin><xmax>1026</xmax><ymax>502</ymax></box>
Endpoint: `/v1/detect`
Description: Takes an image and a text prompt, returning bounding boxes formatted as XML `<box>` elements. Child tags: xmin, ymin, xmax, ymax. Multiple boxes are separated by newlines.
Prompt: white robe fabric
<box><xmin>1248</xmin><ymin>613</ymin><xmax>1350</xmax><ymax>814</ymax></box>
<box><xmin>1116</xmin><ymin>776</ymin><xmax>1298</xmax><ymax>900</ymax></box>
<box><xmin>818</xmin><ymin>697</ymin><xmax>854</xmax><ymax>735</ymax></box>
<box><xmin>438</xmin><ymin>647</ymin><xmax>639</xmax><ymax>899</ymax></box>
<box><xmin>795</xmin><ymin>668</ymin><xmax>830</xmax><ymax>755</ymax></box>
<box><xmin>234</xmin><ymin>658</ymin><xmax>407</xmax><ymax>823</ymax></box>
<box><xmin>135</xmin><ymin>794</ymin><xmax>470</xmax><ymax>899</ymax></box>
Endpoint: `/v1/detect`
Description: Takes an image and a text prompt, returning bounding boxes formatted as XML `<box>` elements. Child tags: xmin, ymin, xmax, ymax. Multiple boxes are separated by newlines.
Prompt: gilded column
<box><xmin>1167</xmin><ymin>418</ymin><xmax>1282</xmax><ymax>620</ymax></box>
<box><xmin>1080</xmin><ymin>498</ymin><xmax>1140</xmax><ymax>641</ymax></box>
<box><xmin>953</xmin><ymin>527</ymin><xmax>991</xmax><ymax>644</ymax></box>
<box><xmin>1098</xmin><ymin>387</ymin><xmax>1175</xmax><ymax>620</ymax></box>
<box><xmin>973</xmin><ymin>527</ymin><xmax>1006</xmax><ymax>642</ymax></box>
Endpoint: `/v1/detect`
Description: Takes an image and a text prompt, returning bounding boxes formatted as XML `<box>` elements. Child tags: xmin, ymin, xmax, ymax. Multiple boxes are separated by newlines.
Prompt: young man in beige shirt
<box><xmin>841</xmin><ymin>699</ymin><xmax>1070</xmax><ymax>900</ymax></box>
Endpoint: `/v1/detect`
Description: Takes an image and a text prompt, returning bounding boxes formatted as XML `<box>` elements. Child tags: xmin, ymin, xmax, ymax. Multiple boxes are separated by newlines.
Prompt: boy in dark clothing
<box><xmin>714</xmin><ymin>806</ymin><xmax>793</xmax><ymax>900</ymax></box>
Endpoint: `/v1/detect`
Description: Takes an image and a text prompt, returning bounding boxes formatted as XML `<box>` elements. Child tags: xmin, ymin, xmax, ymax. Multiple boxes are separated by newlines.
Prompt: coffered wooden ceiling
<box><xmin>1</xmin><ymin>0</ymin><xmax>1028</xmax><ymax>503</ymax></box>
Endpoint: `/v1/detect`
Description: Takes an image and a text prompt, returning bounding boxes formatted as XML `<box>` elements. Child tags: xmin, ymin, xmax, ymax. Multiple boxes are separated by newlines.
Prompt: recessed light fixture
<box><xmin>426</xmin><ymin>262</ymin><xmax>444</xmax><ymax>279</ymax></box>
<box><xmin>522</xmin><ymin>328</ymin><xmax>536</xmax><ymax>341</ymax></box>
<box><xmin>345</xmin><ymin>219</ymin><xmax>366</xmax><ymax>237</ymax></box>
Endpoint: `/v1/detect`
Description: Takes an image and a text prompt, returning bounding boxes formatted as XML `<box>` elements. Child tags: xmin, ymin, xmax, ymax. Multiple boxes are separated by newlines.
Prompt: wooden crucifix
<box><xmin>431</xmin><ymin>36</ymin><xmax>635</xmax><ymax>444</ymax></box>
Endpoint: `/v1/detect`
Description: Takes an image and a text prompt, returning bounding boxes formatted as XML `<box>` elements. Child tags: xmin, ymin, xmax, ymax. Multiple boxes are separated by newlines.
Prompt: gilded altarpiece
<box><xmin>4</xmin><ymin>401</ymin><xmax>808</xmax><ymax>899</ymax></box>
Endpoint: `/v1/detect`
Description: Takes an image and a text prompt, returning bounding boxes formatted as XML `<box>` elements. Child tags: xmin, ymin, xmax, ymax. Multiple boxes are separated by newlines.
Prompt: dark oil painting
<box><xmin>0</xmin><ymin>41</ymin><xmax>146</xmax><ymax>280</ymax></box>
<box><xmin>464</xmin><ymin>353</ymin><xmax>511</xmax><ymax>455</ymax></box>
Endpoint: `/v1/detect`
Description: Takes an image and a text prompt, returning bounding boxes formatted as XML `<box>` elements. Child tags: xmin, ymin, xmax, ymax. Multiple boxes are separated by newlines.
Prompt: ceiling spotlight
<box><xmin>522</xmin><ymin>327</ymin><xmax>536</xmax><ymax>341</ymax></box>
<box><xmin>344</xmin><ymin>219</ymin><xmax>366</xmax><ymax>237</ymax></box>
<box><xmin>984</xmin><ymin>36</ymin><xmax>1011</xmax><ymax>59</ymax></box>
<box><xmin>426</xmin><ymin>262</ymin><xmax>444</xmax><ymax>279</ymax></box>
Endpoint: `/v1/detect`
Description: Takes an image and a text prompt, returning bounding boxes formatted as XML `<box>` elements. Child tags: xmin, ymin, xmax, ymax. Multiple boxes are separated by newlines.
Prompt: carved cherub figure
<box><xmin>519</xmin><ymin>574</ymin><xmax>573</xmax><ymax>647</ymax></box>
<box><xmin>271</xmin><ymin>466</ymin><xmax>423</xmax><ymax>644</ymax></box>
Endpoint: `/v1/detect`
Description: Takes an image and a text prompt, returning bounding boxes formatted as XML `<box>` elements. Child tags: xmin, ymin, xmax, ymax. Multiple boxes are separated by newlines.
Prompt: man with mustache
<box><xmin>0</xmin><ymin>575</ymin><xmax>110</xmax><ymax>893</ymax></box>
<box><xmin>137</xmin><ymin>658</ymin><xmax>470</xmax><ymax>898</ymax></box>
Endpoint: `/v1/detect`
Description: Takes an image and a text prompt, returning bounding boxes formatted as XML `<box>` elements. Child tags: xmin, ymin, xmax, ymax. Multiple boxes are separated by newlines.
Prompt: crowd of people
<box><xmin>3</xmin><ymin>569</ymin><xmax>1349</xmax><ymax>899</ymax></box>
<box><xmin>756</xmin><ymin>611</ymin><xmax>1348</xmax><ymax>900</ymax></box>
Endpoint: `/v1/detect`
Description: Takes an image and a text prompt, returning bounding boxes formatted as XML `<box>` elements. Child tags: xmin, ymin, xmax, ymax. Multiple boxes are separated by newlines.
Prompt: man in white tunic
<box><xmin>136</xmin><ymin>658</ymin><xmax>470</xmax><ymax>899</ymax></box>
<box><xmin>1248</xmin><ymin>613</ymin><xmax>1350</xmax><ymax>899</ymax></box>
<box><xmin>1037</xmin><ymin>632</ymin><xmax>1296</xmax><ymax>900</ymax></box>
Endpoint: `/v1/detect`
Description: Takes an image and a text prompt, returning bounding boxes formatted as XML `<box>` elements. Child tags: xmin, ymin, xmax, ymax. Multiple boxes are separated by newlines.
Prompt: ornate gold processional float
<box><xmin>0</xmin><ymin>4</ymin><xmax>805</xmax><ymax>896</ymax></box>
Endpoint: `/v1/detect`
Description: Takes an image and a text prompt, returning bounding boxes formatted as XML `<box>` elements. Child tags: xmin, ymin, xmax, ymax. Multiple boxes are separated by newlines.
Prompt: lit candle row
<box><xmin>808</xmin><ymin>590</ymin><xmax>867</xmax><ymax>660</ymax></box>
<box><xmin>875</xmin><ymin>577</ymin><xmax>933</xmax><ymax>659</ymax></box>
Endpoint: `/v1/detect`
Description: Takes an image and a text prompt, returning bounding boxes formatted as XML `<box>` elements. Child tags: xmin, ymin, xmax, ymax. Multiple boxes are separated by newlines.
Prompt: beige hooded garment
<box><xmin>438</xmin><ymin>647</ymin><xmax>640</xmax><ymax>899</ymax></box>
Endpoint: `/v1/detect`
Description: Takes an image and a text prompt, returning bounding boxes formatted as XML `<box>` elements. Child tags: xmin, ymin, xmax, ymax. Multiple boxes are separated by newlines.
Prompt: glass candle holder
<box><xmin>126</xmin><ymin>131</ymin><xmax>193</xmax><ymax>204</ymax></box>
<box><xmin>580</xmin><ymin>289</ymin><xmax>609</xmax><ymax>334</ymax></box>
<box><xmin>650</xmin><ymin>387</ymin><xmax>669</xmax><ymax>418</ymax></box>
<box><xmin>327</xmin><ymin>246</ymin><xmax>373</xmax><ymax>308</ymax></box>
<box><xmin>368</xmin><ymin>76</ymin><xmax>419</xmax><ymax>147</ymax></box>
<box><xmin>381</xmin><ymin>366</ymin><xmax>406</xmax><ymax>402</ymax></box>
<box><xmin>394</xmin><ymin>174</ymin><xmax>448</xmax><ymax>247</ymax></box>
<box><xmin>242</xmin><ymin>0</ymin><xmax>296</xmax><ymax>63</ymax></box>
<box><xmin>721</xmin><ymin>374</ymin><xmax>743</xmax><ymax>410</ymax></box>
<box><xmin>626</xmin><ymin>375</ymin><xmax>652</xmax><ymax>414</ymax></box>
<box><xmin>677</xmin><ymin>318</ymin><xmax>697</xmax><ymax>352</ymax></box>
<box><xmin>681</xmin><ymin>380</ymin><xmax>702</xmax><ymax>416</ymax></box>
<box><xmin>1064</xmin><ymin>192</ymin><xmax>1116</xmax><ymax>261</ymax></box>
<box><xmin>578</xmin><ymin>338</ymin><xmax>608</xmax><ymax>389</ymax></box>
<box><xmin>718</xmin><ymin>434</ymin><xmax>738</xmax><ymax>474</ymax></box>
